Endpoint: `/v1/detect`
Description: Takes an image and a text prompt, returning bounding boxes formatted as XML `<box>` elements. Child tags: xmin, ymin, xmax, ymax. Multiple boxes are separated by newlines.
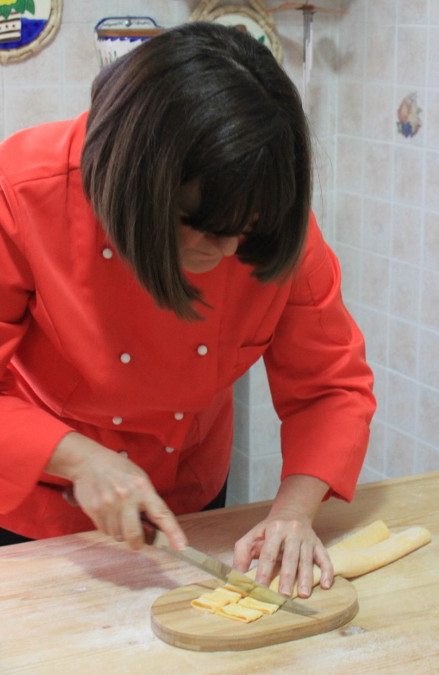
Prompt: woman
<box><xmin>0</xmin><ymin>22</ymin><xmax>375</xmax><ymax>598</ymax></box>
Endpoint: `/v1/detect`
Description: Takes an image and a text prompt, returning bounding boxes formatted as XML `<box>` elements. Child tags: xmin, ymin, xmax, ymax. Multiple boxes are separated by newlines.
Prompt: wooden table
<box><xmin>0</xmin><ymin>471</ymin><xmax>438</xmax><ymax>674</ymax></box>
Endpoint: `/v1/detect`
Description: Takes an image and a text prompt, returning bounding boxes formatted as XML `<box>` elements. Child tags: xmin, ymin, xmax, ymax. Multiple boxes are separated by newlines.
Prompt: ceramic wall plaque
<box><xmin>0</xmin><ymin>0</ymin><xmax>62</xmax><ymax>64</ymax></box>
<box><xmin>191</xmin><ymin>0</ymin><xmax>283</xmax><ymax>62</ymax></box>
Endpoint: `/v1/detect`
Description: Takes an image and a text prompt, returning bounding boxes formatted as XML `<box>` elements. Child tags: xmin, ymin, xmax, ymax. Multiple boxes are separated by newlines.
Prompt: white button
<box><xmin>119</xmin><ymin>450</ymin><xmax>128</xmax><ymax>458</ymax></box>
<box><xmin>174</xmin><ymin>412</ymin><xmax>184</xmax><ymax>420</ymax></box>
<box><xmin>120</xmin><ymin>352</ymin><xmax>131</xmax><ymax>364</ymax></box>
<box><xmin>112</xmin><ymin>416</ymin><xmax>123</xmax><ymax>425</ymax></box>
<box><xmin>197</xmin><ymin>344</ymin><xmax>208</xmax><ymax>356</ymax></box>
<box><xmin>102</xmin><ymin>247</ymin><xmax>114</xmax><ymax>259</ymax></box>
<box><xmin>165</xmin><ymin>446</ymin><xmax>175</xmax><ymax>453</ymax></box>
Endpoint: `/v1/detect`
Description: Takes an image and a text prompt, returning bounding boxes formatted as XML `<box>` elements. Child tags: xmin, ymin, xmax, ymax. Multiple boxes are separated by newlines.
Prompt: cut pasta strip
<box><xmin>238</xmin><ymin>596</ymin><xmax>279</xmax><ymax>615</ymax></box>
<box><xmin>223</xmin><ymin>583</ymin><xmax>248</xmax><ymax>596</ymax></box>
<box><xmin>190</xmin><ymin>587</ymin><xmax>241</xmax><ymax>610</ymax></box>
<box><xmin>215</xmin><ymin>602</ymin><xmax>264</xmax><ymax>623</ymax></box>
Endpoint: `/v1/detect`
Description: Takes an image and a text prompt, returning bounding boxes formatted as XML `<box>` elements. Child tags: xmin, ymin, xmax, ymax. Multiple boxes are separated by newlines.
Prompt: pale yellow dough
<box><xmin>191</xmin><ymin>587</ymin><xmax>242</xmax><ymax>610</ymax></box>
<box><xmin>238</xmin><ymin>595</ymin><xmax>280</xmax><ymax>615</ymax></box>
<box><xmin>264</xmin><ymin>522</ymin><xmax>432</xmax><ymax>596</ymax></box>
<box><xmin>215</xmin><ymin>603</ymin><xmax>264</xmax><ymax>623</ymax></box>
<box><xmin>191</xmin><ymin>521</ymin><xmax>432</xmax><ymax>622</ymax></box>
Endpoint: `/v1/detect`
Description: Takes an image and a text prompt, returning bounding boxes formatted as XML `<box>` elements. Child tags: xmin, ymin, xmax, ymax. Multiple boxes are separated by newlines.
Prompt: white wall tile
<box><xmin>387</xmin><ymin>371</ymin><xmax>417</xmax><ymax>435</ymax></box>
<box><xmin>247</xmin><ymin>358</ymin><xmax>272</xmax><ymax>408</ymax></box>
<box><xmin>62</xmin><ymin>1</ymin><xmax>121</xmax><ymax>24</ymax></box>
<box><xmin>63</xmin><ymin>85</ymin><xmax>91</xmax><ymax>119</ymax></box>
<box><xmin>362</xmin><ymin>198</ymin><xmax>392</xmax><ymax>255</ymax></box>
<box><xmin>417</xmin><ymin>386</ymin><xmax>439</xmax><ymax>446</ymax></box>
<box><xmin>424</xmin><ymin>151</ymin><xmax>439</xmax><ymax>211</ymax></box>
<box><xmin>249</xmin><ymin>453</ymin><xmax>282</xmax><ymax>502</ymax></box>
<box><xmin>430</xmin><ymin>3</ymin><xmax>439</xmax><ymax>25</ymax></box>
<box><xmin>414</xmin><ymin>441</ymin><xmax>439</xmax><ymax>473</ymax></box>
<box><xmin>369</xmin><ymin>362</ymin><xmax>387</xmax><ymax>421</ymax></box>
<box><xmin>4</xmin><ymin>87</ymin><xmax>62</xmax><ymax>136</ymax></box>
<box><xmin>398</xmin><ymin>0</ymin><xmax>428</xmax><ymax>25</ymax></box>
<box><xmin>335</xmin><ymin>243</ymin><xmax>361</xmax><ymax>301</ymax></box>
<box><xmin>365</xmin><ymin>24</ymin><xmax>396</xmax><ymax>82</ymax></box>
<box><xmin>427</xmin><ymin>28</ymin><xmax>439</xmax><ymax>89</ymax></box>
<box><xmin>335</xmin><ymin>191</ymin><xmax>363</xmax><ymax>247</ymax></box>
<box><xmin>422</xmin><ymin>210</ymin><xmax>439</xmax><ymax>270</ymax></box>
<box><xmin>420</xmin><ymin>269</ymin><xmax>439</xmax><ymax>332</ymax></box>
<box><xmin>393</xmin><ymin>146</ymin><xmax>424</xmax><ymax>206</ymax></box>
<box><xmin>367</xmin><ymin>3</ymin><xmax>396</xmax><ymax>24</ymax></box>
<box><xmin>388</xmin><ymin>316</ymin><xmax>418</xmax><ymax>377</ymax></box>
<box><xmin>397</xmin><ymin>27</ymin><xmax>428</xmax><ymax>86</ymax></box>
<box><xmin>337</xmin><ymin>136</ymin><xmax>364</xmax><ymax>192</ymax></box>
<box><xmin>425</xmin><ymin>90</ymin><xmax>439</xmax><ymax>150</ymax></box>
<box><xmin>389</xmin><ymin>260</ymin><xmax>420</xmax><ymax>322</ymax></box>
<box><xmin>363</xmin><ymin>83</ymin><xmax>394</xmax><ymax>142</ymax></box>
<box><xmin>336</xmin><ymin>20</ymin><xmax>365</xmax><ymax>79</ymax></box>
<box><xmin>337</xmin><ymin>82</ymin><xmax>363</xmax><ymax>135</ymax></box>
<box><xmin>418</xmin><ymin>327</ymin><xmax>439</xmax><ymax>389</ymax></box>
<box><xmin>363</xmin><ymin>418</ymin><xmax>386</xmax><ymax>474</ymax></box>
<box><xmin>360</xmin><ymin>251</ymin><xmax>390</xmax><ymax>311</ymax></box>
<box><xmin>62</xmin><ymin>23</ymin><xmax>100</xmax><ymax>83</ymax></box>
<box><xmin>227</xmin><ymin>447</ymin><xmax>250</xmax><ymax>506</ymax></box>
<box><xmin>364</xmin><ymin>144</ymin><xmax>393</xmax><ymax>200</ymax></box>
<box><xmin>385</xmin><ymin>427</ymin><xmax>415</xmax><ymax>478</ymax></box>
<box><xmin>249</xmin><ymin>406</ymin><xmax>281</xmax><ymax>458</ymax></box>
<box><xmin>391</xmin><ymin>204</ymin><xmax>422</xmax><ymax>266</ymax></box>
<box><xmin>358</xmin><ymin>306</ymin><xmax>388</xmax><ymax>365</ymax></box>
<box><xmin>233</xmin><ymin>400</ymin><xmax>250</xmax><ymax>455</ymax></box>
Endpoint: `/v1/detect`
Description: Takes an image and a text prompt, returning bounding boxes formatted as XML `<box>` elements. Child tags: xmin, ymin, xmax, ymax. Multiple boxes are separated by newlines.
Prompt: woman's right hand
<box><xmin>46</xmin><ymin>431</ymin><xmax>187</xmax><ymax>551</ymax></box>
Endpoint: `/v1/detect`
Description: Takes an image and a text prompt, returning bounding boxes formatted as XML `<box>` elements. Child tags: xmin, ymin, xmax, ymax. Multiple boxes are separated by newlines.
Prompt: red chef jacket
<box><xmin>0</xmin><ymin>113</ymin><xmax>375</xmax><ymax>539</ymax></box>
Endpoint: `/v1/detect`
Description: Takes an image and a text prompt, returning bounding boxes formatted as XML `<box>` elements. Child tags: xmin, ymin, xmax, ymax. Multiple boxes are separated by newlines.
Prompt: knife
<box><xmin>142</xmin><ymin>517</ymin><xmax>316</xmax><ymax>617</ymax></box>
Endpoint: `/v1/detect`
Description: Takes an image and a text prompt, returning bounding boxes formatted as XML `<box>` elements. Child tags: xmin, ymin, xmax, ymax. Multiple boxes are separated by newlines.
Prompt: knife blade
<box><xmin>142</xmin><ymin>518</ymin><xmax>316</xmax><ymax>617</ymax></box>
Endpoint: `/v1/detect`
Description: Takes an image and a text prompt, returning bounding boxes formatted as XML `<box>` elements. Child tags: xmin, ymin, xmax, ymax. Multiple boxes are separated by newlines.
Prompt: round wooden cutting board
<box><xmin>151</xmin><ymin>576</ymin><xmax>358</xmax><ymax>651</ymax></box>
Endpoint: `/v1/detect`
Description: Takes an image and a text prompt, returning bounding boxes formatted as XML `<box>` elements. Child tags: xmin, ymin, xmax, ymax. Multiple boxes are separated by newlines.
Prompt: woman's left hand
<box><xmin>232</xmin><ymin>475</ymin><xmax>334</xmax><ymax>598</ymax></box>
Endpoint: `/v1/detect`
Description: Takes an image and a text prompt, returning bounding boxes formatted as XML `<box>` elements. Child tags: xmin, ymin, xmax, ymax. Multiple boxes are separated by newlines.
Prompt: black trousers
<box><xmin>0</xmin><ymin>479</ymin><xmax>228</xmax><ymax>546</ymax></box>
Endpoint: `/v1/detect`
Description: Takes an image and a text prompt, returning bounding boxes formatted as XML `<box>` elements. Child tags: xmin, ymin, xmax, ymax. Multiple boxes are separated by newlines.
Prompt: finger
<box><xmin>295</xmin><ymin>541</ymin><xmax>315</xmax><ymax>598</ymax></box>
<box><xmin>92</xmin><ymin>483</ymin><xmax>130</xmax><ymax>541</ymax></box>
<box><xmin>254</xmin><ymin>534</ymin><xmax>283</xmax><ymax>587</ymax></box>
<box><xmin>105</xmin><ymin>509</ymin><xmax>125</xmax><ymax>542</ymax></box>
<box><xmin>232</xmin><ymin>530</ymin><xmax>261</xmax><ymax>572</ymax></box>
<box><xmin>142</xmin><ymin>496</ymin><xmax>187</xmax><ymax>550</ymax></box>
<box><xmin>77</xmin><ymin>489</ymin><xmax>114</xmax><ymax>537</ymax></box>
<box><xmin>120</xmin><ymin>505</ymin><xmax>145</xmax><ymax>550</ymax></box>
<box><xmin>314</xmin><ymin>544</ymin><xmax>334</xmax><ymax>589</ymax></box>
<box><xmin>275</xmin><ymin>537</ymin><xmax>300</xmax><ymax>596</ymax></box>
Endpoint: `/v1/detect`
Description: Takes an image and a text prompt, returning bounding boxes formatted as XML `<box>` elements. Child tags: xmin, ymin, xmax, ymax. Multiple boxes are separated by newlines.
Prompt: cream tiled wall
<box><xmin>229</xmin><ymin>5</ymin><xmax>339</xmax><ymax>504</ymax></box>
<box><xmin>333</xmin><ymin>0</ymin><xmax>439</xmax><ymax>488</ymax></box>
<box><xmin>1</xmin><ymin>1</ymin><xmax>437</xmax><ymax>507</ymax></box>
<box><xmin>230</xmin><ymin>0</ymin><xmax>439</xmax><ymax>503</ymax></box>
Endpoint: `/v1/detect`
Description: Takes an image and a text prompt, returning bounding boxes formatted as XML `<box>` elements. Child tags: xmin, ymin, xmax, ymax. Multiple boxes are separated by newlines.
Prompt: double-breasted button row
<box><xmin>103</xmin><ymin>244</ymin><xmax>205</xmax><ymax>433</ymax></box>
<box><xmin>112</xmin><ymin>411</ymin><xmax>185</xmax><ymax>427</ymax></box>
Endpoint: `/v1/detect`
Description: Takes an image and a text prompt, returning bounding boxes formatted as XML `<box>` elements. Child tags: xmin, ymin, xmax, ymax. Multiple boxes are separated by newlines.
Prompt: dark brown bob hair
<box><xmin>82</xmin><ymin>22</ymin><xmax>312</xmax><ymax>319</ymax></box>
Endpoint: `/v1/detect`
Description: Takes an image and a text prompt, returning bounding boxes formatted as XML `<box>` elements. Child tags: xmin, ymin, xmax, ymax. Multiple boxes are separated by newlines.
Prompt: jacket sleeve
<box><xmin>263</xmin><ymin>213</ymin><xmax>376</xmax><ymax>501</ymax></box>
<box><xmin>0</xmin><ymin>182</ymin><xmax>74</xmax><ymax>513</ymax></box>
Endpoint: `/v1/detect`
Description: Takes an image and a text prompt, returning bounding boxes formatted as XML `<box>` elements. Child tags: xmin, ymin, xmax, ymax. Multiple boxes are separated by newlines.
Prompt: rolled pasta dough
<box><xmin>265</xmin><ymin>523</ymin><xmax>431</xmax><ymax>596</ymax></box>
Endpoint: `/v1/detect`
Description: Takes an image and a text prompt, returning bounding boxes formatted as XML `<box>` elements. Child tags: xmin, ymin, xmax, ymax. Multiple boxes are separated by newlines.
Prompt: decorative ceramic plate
<box><xmin>0</xmin><ymin>0</ymin><xmax>62</xmax><ymax>64</ymax></box>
